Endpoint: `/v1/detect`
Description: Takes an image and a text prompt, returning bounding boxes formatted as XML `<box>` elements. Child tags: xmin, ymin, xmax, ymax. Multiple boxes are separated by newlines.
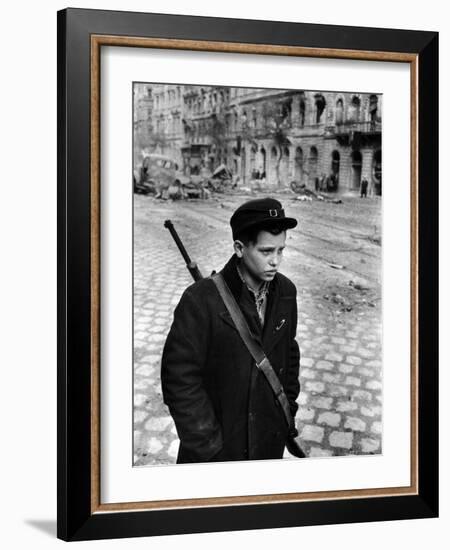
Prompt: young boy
<box><xmin>161</xmin><ymin>197</ymin><xmax>300</xmax><ymax>463</ymax></box>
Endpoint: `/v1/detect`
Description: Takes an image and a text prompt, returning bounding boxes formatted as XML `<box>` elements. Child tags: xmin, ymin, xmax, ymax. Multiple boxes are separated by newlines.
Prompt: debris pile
<box><xmin>323</xmin><ymin>278</ymin><xmax>378</xmax><ymax>314</ymax></box>
<box><xmin>289</xmin><ymin>181</ymin><xmax>343</xmax><ymax>204</ymax></box>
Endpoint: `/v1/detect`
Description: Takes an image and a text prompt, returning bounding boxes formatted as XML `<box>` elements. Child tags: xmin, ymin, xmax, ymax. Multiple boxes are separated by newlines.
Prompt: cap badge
<box><xmin>269</xmin><ymin>209</ymin><xmax>278</xmax><ymax>217</ymax></box>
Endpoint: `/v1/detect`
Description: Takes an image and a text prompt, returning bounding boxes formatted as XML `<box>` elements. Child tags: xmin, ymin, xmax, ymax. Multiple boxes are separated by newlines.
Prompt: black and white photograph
<box><xmin>0</xmin><ymin>0</ymin><xmax>443</xmax><ymax>546</ymax></box>
<box><xmin>132</xmin><ymin>83</ymin><xmax>383</xmax><ymax>466</ymax></box>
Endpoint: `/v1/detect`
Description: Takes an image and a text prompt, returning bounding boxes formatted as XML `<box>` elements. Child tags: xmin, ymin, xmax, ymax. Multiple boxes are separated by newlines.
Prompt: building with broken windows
<box><xmin>133</xmin><ymin>84</ymin><xmax>153</xmax><ymax>165</ymax></box>
<box><xmin>148</xmin><ymin>84</ymin><xmax>185</xmax><ymax>167</ymax></box>
<box><xmin>142</xmin><ymin>84</ymin><xmax>382</xmax><ymax>195</ymax></box>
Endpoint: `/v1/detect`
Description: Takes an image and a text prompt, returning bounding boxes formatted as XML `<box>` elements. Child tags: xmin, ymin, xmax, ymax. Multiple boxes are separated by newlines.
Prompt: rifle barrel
<box><xmin>164</xmin><ymin>219</ymin><xmax>204</xmax><ymax>281</ymax></box>
<box><xmin>164</xmin><ymin>220</ymin><xmax>191</xmax><ymax>264</ymax></box>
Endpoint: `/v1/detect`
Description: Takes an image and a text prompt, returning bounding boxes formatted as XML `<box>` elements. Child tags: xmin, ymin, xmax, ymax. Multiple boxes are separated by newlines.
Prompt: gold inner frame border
<box><xmin>89</xmin><ymin>34</ymin><xmax>419</xmax><ymax>514</ymax></box>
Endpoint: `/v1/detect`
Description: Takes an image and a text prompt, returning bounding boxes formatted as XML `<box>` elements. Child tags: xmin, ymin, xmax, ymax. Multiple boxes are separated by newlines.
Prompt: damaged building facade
<box><xmin>136</xmin><ymin>83</ymin><xmax>382</xmax><ymax>195</ymax></box>
<box><xmin>133</xmin><ymin>84</ymin><xmax>153</xmax><ymax>165</ymax></box>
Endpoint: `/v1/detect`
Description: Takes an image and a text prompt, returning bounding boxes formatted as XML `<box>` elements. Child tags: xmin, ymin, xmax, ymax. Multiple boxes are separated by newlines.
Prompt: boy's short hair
<box><xmin>235</xmin><ymin>222</ymin><xmax>286</xmax><ymax>246</ymax></box>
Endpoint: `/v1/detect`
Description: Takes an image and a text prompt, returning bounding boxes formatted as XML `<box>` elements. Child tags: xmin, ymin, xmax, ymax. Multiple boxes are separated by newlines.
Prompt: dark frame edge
<box><xmin>66</xmin><ymin>494</ymin><xmax>437</xmax><ymax>542</ymax></box>
<box><xmin>61</xmin><ymin>7</ymin><xmax>436</xmax><ymax>53</ymax></box>
<box><xmin>417</xmin><ymin>31</ymin><xmax>439</xmax><ymax>518</ymax></box>
<box><xmin>57</xmin><ymin>7</ymin><xmax>94</xmax><ymax>541</ymax></box>
<box><xmin>57</xmin><ymin>8</ymin><xmax>439</xmax><ymax>541</ymax></box>
<box><xmin>57</xmin><ymin>8</ymin><xmax>68</xmax><ymax>542</ymax></box>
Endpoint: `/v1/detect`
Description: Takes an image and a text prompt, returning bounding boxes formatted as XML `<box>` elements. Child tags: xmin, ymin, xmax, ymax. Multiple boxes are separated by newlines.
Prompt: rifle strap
<box><xmin>212</xmin><ymin>273</ymin><xmax>295</xmax><ymax>434</ymax></box>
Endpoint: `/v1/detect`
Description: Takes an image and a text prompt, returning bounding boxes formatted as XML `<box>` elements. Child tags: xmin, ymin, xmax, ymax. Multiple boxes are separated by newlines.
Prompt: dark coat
<box><xmin>161</xmin><ymin>254</ymin><xmax>300</xmax><ymax>463</ymax></box>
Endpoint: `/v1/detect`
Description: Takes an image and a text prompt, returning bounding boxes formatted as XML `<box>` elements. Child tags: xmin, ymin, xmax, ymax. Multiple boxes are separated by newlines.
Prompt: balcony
<box><xmin>182</xmin><ymin>135</ymin><xmax>213</xmax><ymax>147</ymax></box>
<box><xmin>328</xmin><ymin>120</ymin><xmax>381</xmax><ymax>135</ymax></box>
<box><xmin>325</xmin><ymin>120</ymin><xmax>382</xmax><ymax>146</ymax></box>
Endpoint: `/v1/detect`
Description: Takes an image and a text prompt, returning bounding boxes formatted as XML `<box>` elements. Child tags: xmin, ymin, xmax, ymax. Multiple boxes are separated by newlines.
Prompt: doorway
<box><xmin>351</xmin><ymin>151</ymin><xmax>362</xmax><ymax>190</ymax></box>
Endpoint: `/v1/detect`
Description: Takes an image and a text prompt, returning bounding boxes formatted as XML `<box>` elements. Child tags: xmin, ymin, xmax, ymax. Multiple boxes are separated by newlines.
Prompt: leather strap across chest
<box><xmin>212</xmin><ymin>273</ymin><xmax>295</xmax><ymax>434</ymax></box>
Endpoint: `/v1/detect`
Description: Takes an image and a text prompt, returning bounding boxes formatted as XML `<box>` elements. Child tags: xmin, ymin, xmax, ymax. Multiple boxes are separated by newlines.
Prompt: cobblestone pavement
<box><xmin>133</xmin><ymin>192</ymin><xmax>382</xmax><ymax>465</ymax></box>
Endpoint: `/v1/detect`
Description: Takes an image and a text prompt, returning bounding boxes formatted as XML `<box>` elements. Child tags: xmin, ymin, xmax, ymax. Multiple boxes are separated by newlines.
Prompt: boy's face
<box><xmin>235</xmin><ymin>229</ymin><xmax>286</xmax><ymax>286</ymax></box>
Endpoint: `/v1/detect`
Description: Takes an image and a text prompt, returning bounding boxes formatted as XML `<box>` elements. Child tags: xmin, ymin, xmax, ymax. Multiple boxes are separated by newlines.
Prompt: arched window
<box><xmin>299</xmin><ymin>97</ymin><xmax>306</xmax><ymax>127</ymax></box>
<box><xmin>241</xmin><ymin>109</ymin><xmax>248</xmax><ymax>128</ymax></box>
<box><xmin>257</xmin><ymin>147</ymin><xmax>266</xmax><ymax>178</ymax></box>
<box><xmin>314</xmin><ymin>95</ymin><xmax>326</xmax><ymax>123</ymax></box>
<box><xmin>335</xmin><ymin>98</ymin><xmax>344</xmax><ymax>124</ymax></box>
<box><xmin>260</xmin><ymin>147</ymin><xmax>267</xmax><ymax>175</ymax></box>
<box><xmin>252</xmin><ymin>107</ymin><xmax>257</xmax><ymax>128</ymax></box>
<box><xmin>369</xmin><ymin>95</ymin><xmax>379</xmax><ymax>124</ymax></box>
<box><xmin>331</xmin><ymin>150</ymin><xmax>340</xmax><ymax>176</ymax></box>
<box><xmin>349</xmin><ymin>96</ymin><xmax>361</xmax><ymax>122</ymax></box>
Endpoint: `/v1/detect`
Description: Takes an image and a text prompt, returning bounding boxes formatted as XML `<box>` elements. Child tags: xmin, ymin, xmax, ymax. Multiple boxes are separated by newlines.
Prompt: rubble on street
<box><xmin>133</xmin><ymin>193</ymin><xmax>382</xmax><ymax>465</ymax></box>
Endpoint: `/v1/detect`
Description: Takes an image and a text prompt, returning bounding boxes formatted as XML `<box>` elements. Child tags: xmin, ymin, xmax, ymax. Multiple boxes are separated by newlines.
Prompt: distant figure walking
<box><xmin>360</xmin><ymin>178</ymin><xmax>369</xmax><ymax>198</ymax></box>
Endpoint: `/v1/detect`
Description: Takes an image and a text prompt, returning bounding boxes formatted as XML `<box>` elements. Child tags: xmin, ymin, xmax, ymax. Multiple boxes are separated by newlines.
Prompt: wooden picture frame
<box><xmin>57</xmin><ymin>8</ymin><xmax>438</xmax><ymax>541</ymax></box>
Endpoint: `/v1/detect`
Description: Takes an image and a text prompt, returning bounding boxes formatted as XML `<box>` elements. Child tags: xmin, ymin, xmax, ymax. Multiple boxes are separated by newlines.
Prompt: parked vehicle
<box><xmin>207</xmin><ymin>164</ymin><xmax>236</xmax><ymax>193</ymax></box>
<box><xmin>133</xmin><ymin>170</ymin><xmax>154</xmax><ymax>195</ymax></box>
<box><xmin>135</xmin><ymin>154</ymin><xmax>189</xmax><ymax>197</ymax></box>
<box><xmin>135</xmin><ymin>154</ymin><xmax>222</xmax><ymax>199</ymax></box>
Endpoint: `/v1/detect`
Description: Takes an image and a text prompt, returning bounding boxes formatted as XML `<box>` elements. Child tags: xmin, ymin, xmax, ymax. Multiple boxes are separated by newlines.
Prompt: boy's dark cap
<box><xmin>230</xmin><ymin>197</ymin><xmax>297</xmax><ymax>240</ymax></box>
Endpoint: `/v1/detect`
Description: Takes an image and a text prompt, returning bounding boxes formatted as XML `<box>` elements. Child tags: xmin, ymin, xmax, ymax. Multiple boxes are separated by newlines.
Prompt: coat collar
<box><xmin>220</xmin><ymin>253</ymin><xmax>280</xmax><ymax>302</ymax></box>
<box><xmin>220</xmin><ymin>254</ymin><xmax>246</xmax><ymax>304</ymax></box>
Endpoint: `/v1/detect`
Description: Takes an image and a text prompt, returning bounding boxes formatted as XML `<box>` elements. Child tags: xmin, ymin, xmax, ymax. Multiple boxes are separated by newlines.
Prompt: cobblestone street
<box><xmin>133</xmin><ymin>192</ymin><xmax>382</xmax><ymax>465</ymax></box>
